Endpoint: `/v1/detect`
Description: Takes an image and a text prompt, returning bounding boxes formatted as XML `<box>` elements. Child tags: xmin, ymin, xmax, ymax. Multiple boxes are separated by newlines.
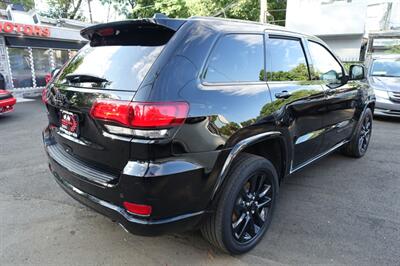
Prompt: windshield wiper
<box><xmin>64</xmin><ymin>74</ymin><xmax>109</xmax><ymax>84</ymax></box>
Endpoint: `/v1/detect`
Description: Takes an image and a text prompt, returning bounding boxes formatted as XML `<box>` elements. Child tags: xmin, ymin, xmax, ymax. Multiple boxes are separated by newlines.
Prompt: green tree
<box><xmin>186</xmin><ymin>0</ymin><xmax>221</xmax><ymax>16</ymax></box>
<box><xmin>128</xmin><ymin>0</ymin><xmax>189</xmax><ymax>18</ymax></box>
<box><xmin>154</xmin><ymin>0</ymin><xmax>189</xmax><ymax>18</ymax></box>
<box><xmin>386</xmin><ymin>45</ymin><xmax>400</xmax><ymax>54</ymax></box>
<box><xmin>101</xmin><ymin>0</ymin><xmax>286</xmax><ymax>23</ymax></box>
<box><xmin>267</xmin><ymin>0</ymin><xmax>286</xmax><ymax>26</ymax></box>
<box><xmin>129</xmin><ymin>0</ymin><xmax>156</xmax><ymax>17</ymax></box>
<box><xmin>0</xmin><ymin>0</ymin><xmax>34</xmax><ymax>10</ymax></box>
<box><xmin>226</xmin><ymin>0</ymin><xmax>260</xmax><ymax>21</ymax></box>
<box><xmin>42</xmin><ymin>0</ymin><xmax>85</xmax><ymax>20</ymax></box>
<box><xmin>100</xmin><ymin>0</ymin><xmax>136</xmax><ymax>18</ymax></box>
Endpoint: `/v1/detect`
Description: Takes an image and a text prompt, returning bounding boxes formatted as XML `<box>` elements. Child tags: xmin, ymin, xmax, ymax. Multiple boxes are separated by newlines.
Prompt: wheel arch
<box><xmin>367</xmin><ymin>101</ymin><xmax>375</xmax><ymax>113</ymax></box>
<box><xmin>211</xmin><ymin>131</ymin><xmax>288</xmax><ymax>200</ymax></box>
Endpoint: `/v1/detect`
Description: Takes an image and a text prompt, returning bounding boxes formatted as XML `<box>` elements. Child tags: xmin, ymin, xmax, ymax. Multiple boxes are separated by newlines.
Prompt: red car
<box><xmin>0</xmin><ymin>90</ymin><xmax>16</xmax><ymax>114</ymax></box>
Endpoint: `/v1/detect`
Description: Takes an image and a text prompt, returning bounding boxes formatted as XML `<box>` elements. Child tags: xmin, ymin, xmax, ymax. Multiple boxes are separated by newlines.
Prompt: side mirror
<box><xmin>349</xmin><ymin>64</ymin><xmax>365</xmax><ymax>80</ymax></box>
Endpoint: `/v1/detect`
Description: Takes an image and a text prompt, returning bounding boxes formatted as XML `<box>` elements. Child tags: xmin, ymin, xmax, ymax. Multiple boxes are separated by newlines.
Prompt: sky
<box><xmin>35</xmin><ymin>0</ymin><xmax>125</xmax><ymax>23</ymax></box>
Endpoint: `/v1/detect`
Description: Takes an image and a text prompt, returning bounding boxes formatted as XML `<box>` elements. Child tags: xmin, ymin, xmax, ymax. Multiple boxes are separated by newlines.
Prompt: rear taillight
<box><xmin>90</xmin><ymin>100</ymin><xmax>133</xmax><ymax>126</ymax></box>
<box><xmin>90</xmin><ymin>100</ymin><xmax>189</xmax><ymax>129</ymax></box>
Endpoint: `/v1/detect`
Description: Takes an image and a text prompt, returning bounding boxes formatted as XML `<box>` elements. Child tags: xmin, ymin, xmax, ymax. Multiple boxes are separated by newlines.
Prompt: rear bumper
<box><xmin>43</xmin><ymin>126</ymin><xmax>219</xmax><ymax>235</ymax></box>
<box><xmin>51</xmin><ymin>167</ymin><xmax>205</xmax><ymax>235</ymax></box>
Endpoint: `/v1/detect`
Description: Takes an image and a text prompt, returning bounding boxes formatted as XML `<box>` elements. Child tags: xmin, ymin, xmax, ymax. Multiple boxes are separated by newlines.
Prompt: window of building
<box><xmin>32</xmin><ymin>48</ymin><xmax>52</xmax><ymax>87</ymax></box>
<box><xmin>8</xmin><ymin>47</ymin><xmax>33</xmax><ymax>88</ymax></box>
<box><xmin>203</xmin><ymin>34</ymin><xmax>265</xmax><ymax>83</ymax></box>
<box><xmin>267</xmin><ymin>37</ymin><xmax>309</xmax><ymax>81</ymax></box>
<box><xmin>54</xmin><ymin>49</ymin><xmax>70</xmax><ymax>69</ymax></box>
<box><xmin>69</xmin><ymin>50</ymin><xmax>78</xmax><ymax>59</ymax></box>
<box><xmin>308</xmin><ymin>41</ymin><xmax>343</xmax><ymax>84</ymax></box>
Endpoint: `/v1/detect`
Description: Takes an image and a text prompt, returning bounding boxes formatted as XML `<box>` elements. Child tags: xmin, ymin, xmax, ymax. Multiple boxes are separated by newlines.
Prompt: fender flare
<box><xmin>211</xmin><ymin>131</ymin><xmax>282</xmax><ymax>199</ymax></box>
<box><xmin>350</xmin><ymin>99</ymin><xmax>375</xmax><ymax>139</ymax></box>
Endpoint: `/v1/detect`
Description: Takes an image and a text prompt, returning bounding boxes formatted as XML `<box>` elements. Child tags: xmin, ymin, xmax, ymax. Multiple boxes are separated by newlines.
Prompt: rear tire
<box><xmin>342</xmin><ymin>108</ymin><xmax>373</xmax><ymax>158</ymax></box>
<box><xmin>201</xmin><ymin>153</ymin><xmax>279</xmax><ymax>254</ymax></box>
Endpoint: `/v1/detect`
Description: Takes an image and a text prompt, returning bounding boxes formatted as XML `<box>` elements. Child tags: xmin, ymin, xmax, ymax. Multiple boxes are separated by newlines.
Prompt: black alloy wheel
<box><xmin>342</xmin><ymin>108</ymin><xmax>373</xmax><ymax>158</ymax></box>
<box><xmin>201</xmin><ymin>153</ymin><xmax>279</xmax><ymax>254</ymax></box>
<box><xmin>231</xmin><ymin>171</ymin><xmax>273</xmax><ymax>243</ymax></box>
<box><xmin>358</xmin><ymin>114</ymin><xmax>372</xmax><ymax>154</ymax></box>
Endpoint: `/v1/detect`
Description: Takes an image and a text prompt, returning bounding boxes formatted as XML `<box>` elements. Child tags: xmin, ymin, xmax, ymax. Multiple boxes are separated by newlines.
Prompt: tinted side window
<box><xmin>267</xmin><ymin>37</ymin><xmax>309</xmax><ymax>81</ymax></box>
<box><xmin>203</xmin><ymin>34</ymin><xmax>264</xmax><ymax>83</ymax></box>
<box><xmin>308</xmin><ymin>41</ymin><xmax>343</xmax><ymax>84</ymax></box>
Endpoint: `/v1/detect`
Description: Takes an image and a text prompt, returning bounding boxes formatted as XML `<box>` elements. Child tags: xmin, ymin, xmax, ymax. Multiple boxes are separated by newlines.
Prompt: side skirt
<box><xmin>289</xmin><ymin>140</ymin><xmax>348</xmax><ymax>175</ymax></box>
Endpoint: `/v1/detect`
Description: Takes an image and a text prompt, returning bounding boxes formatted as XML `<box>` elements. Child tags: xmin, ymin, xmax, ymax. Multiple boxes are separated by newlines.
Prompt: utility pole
<box><xmin>88</xmin><ymin>0</ymin><xmax>93</xmax><ymax>23</ymax></box>
<box><xmin>260</xmin><ymin>0</ymin><xmax>267</xmax><ymax>23</ymax></box>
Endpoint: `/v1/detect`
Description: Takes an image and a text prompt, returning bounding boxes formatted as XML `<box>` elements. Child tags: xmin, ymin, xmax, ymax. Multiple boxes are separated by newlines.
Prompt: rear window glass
<box><xmin>203</xmin><ymin>34</ymin><xmax>265</xmax><ymax>83</ymax></box>
<box><xmin>55</xmin><ymin>44</ymin><xmax>164</xmax><ymax>91</ymax></box>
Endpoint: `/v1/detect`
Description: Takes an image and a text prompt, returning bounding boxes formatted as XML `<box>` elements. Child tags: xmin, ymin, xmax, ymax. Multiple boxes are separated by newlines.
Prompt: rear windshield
<box><xmin>55</xmin><ymin>44</ymin><xmax>164</xmax><ymax>91</ymax></box>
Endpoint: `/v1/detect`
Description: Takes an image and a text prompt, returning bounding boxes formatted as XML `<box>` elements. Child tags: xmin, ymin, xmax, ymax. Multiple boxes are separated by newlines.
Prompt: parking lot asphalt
<box><xmin>0</xmin><ymin>99</ymin><xmax>399</xmax><ymax>265</ymax></box>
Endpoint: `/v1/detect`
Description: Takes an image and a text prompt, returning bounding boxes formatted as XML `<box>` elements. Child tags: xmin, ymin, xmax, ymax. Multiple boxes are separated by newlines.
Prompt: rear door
<box><xmin>45</xmin><ymin>22</ymin><xmax>173</xmax><ymax>172</ymax></box>
<box><xmin>265</xmin><ymin>34</ymin><xmax>326</xmax><ymax>171</ymax></box>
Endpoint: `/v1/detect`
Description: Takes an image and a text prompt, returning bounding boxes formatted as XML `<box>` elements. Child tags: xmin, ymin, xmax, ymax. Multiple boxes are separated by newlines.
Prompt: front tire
<box><xmin>201</xmin><ymin>153</ymin><xmax>279</xmax><ymax>254</ymax></box>
<box><xmin>342</xmin><ymin>108</ymin><xmax>373</xmax><ymax>158</ymax></box>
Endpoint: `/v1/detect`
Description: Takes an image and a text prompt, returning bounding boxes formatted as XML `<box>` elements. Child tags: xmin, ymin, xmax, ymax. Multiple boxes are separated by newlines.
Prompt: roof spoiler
<box><xmin>80</xmin><ymin>16</ymin><xmax>186</xmax><ymax>46</ymax></box>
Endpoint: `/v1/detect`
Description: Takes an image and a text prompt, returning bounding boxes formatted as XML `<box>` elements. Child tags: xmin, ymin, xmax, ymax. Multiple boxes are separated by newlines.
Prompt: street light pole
<box><xmin>260</xmin><ymin>0</ymin><xmax>267</xmax><ymax>23</ymax></box>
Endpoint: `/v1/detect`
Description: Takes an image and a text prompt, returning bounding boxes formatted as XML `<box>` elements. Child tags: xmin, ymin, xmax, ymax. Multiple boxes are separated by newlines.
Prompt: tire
<box><xmin>201</xmin><ymin>153</ymin><xmax>279</xmax><ymax>254</ymax></box>
<box><xmin>342</xmin><ymin>108</ymin><xmax>373</xmax><ymax>158</ymax></box>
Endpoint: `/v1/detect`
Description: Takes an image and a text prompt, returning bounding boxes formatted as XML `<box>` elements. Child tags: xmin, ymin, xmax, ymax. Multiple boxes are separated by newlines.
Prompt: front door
<box><xmin>306</xmin><ymin>40</ymin><xmax>359</xmax><ymax>151</ymax></box>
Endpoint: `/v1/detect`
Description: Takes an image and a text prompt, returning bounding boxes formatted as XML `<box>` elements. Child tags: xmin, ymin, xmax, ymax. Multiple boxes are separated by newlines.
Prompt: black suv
<box><xmin>43</xmin><ymin>16</ymin><xmax>375</xmax><ymax>254</ymax></box>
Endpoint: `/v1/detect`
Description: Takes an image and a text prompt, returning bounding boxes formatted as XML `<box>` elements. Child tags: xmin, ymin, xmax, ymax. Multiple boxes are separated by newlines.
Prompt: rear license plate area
<box><xmin>60</xmin><ymin>110</ymin><xmax>80</xmax><ymax>138</ymax></box>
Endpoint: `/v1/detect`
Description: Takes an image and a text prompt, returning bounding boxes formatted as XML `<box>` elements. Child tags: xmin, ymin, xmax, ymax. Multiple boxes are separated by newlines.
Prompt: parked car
<box><xmin>0</xmin><ymin>89</ymin><xmax>16</xmax><ymax>115</ymax></box>
<box><xmin>42</xmin><ymin>16</ymin><xmax>375</xmax><ymax>254</ymax></box>
<box><xmin>367</xmin><ymin>55</ymin><xmax>400</xmax><ymax>117</ymax></box>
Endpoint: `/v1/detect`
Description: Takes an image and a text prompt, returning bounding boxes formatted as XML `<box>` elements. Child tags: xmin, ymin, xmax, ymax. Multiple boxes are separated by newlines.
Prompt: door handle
<box><xmin>275</xmin><ymin>90</ymin><xmax>291</xmax><ymax>99</ymax></box>
<box><xmin>326</xmin><ymin>89</ymin><xmax>336</xmax><ymax>96</ymax></box>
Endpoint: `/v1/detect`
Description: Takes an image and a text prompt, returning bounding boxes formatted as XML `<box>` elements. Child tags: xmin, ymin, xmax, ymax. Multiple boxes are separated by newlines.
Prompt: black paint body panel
<box><xmin>43</xmin><ymin>17</ymin><xmax>375</xmax><ymax>235</ymax></box>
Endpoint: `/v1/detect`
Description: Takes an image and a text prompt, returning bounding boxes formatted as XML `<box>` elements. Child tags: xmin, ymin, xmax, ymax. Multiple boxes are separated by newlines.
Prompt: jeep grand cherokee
<box><xmin>42</xmin><ymin>15</ymin><xmax>375</xmax><ymax>254</ymax></box>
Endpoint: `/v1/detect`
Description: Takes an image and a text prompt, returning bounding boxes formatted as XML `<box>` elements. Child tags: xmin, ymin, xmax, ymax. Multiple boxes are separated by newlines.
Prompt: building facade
<box><xmin>0</xmin><ymin>5</ymin><xmax>89</xmax><ymax>92</ymax></box>
<box><xmin>285</xmin><ymin>0</ymin><xmax>400</xmax><ymax>62</ymax></box>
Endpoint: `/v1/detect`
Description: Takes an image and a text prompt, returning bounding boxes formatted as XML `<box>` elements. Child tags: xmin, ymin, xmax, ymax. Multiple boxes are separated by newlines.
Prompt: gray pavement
<box><xmin>1</xmin><ymin>99</ymin><xmax>399</xmax><ymax>265</ymax></box>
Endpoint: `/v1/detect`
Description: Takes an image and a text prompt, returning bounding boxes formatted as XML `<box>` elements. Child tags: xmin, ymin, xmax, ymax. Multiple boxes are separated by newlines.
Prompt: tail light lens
<box><xmin>90</xmin><ymin>100</ymin><xmax>133</xmax><ymax>126</ymax></box>
<box><xmin>90</xmin><ymin>100</ymin><xmax>189</xmax><ymax>129</ymax></box>
<box><xmin>123</xmin><ymin>202</ymin><xmax>152</xmax><ymax>216</ymax></box>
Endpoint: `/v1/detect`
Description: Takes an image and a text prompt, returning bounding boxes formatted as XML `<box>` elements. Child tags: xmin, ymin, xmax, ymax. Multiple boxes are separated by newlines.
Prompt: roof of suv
<box><xmin>81</xmin><ymin>15</ymin><xmax>320</xmax><ymax>43</ymax></box>
<box><xmin>188</xmin><ymin>16</ymin><xmax>317</xmax><ymax>39</ymax></box>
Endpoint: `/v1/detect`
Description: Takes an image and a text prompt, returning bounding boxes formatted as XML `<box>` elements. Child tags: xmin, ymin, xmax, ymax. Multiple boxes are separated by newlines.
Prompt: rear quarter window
<box><xmin>203</xmin><ymin>34</ymin><xmax>265</xmax><ymax>83</ymax></box>
<box><xmin>55</xmin><ymin>45</ymin><xmax>164</xmax><ymax>91</ymax></box>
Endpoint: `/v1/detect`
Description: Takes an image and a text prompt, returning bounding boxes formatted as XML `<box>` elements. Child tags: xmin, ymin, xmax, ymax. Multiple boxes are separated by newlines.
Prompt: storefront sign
<box><xmin>0</xmin><ymin>22</ymin><xmax>50</xmax><ymax>37</ymax></box>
